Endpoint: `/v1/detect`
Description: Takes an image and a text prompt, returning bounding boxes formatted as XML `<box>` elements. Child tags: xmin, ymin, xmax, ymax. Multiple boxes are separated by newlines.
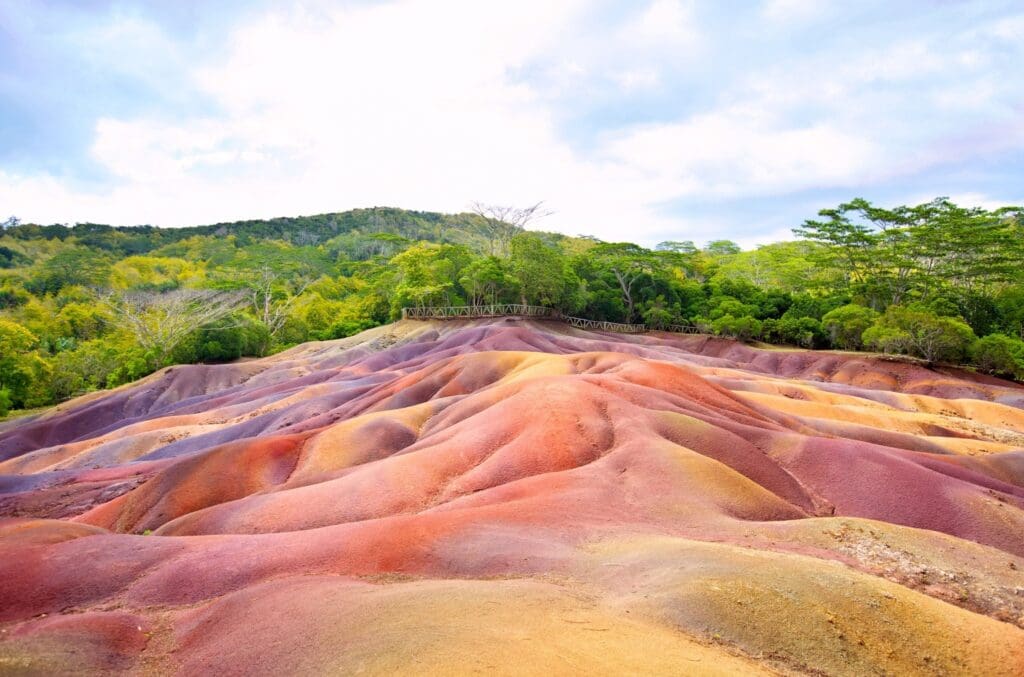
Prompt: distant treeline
<box><xmin>1</xmin><ymin>207</ymin><xmax>504</xmax><ymax>253</ymax></box>
<box><xmin>1</xmin><ymin>198</ymin><xmax>1023</xmax><ymax>415</ymax></box>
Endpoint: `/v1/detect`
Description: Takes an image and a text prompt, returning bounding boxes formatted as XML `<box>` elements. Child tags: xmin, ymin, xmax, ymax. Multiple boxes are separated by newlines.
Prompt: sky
<box><xmin>1</xmin><ymin>0</ymin><xmax>1022</xmax><ymax>248</ymax></box>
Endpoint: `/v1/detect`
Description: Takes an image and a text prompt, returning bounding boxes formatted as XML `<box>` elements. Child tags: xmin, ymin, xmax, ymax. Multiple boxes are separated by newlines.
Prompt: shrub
<box><xmin>862</xmin><ymin>306</ymin><xmax>976</xmax><ymax>363</ymax></box>
<box><xmin>171</xmin><ymin>315</ymin><xmax>271</xmax><ymax>363</ymax></box>
<box><xmin>821</xmin><ymin>304</ymin><xmax>879</xmax><ymax>350</ymax></box>
<box><xmin>707</xmin><ymin>296</ymin><xmax>758</xmax><ymax>321</ymax></box>
<box><xmin>0</xmin><ymin>287</ymin><xmax>28</xmax><ymax>309</ymax></box>
<box><xmin>56</xmin><ymin>302</ymin><xmax>110</xmax><ymax>340</ymax></box>
<box><xmin>782</xmin><ymin>316</ymin><xmax>823</xmax><ymax>348</ymax></box>
<box><xmin>641</xmin><ymin>295</ymin><xmax>678</xmax><ymax>330</ymax></box>
<box><xmin>712</xmin><ymin>314</ymin><xmax>762</xmax><ymax>341</ymax></box>
<box><xmin>324</xmin><ymin>318</ymin><xmax>378</xmax><ymax>339</ymax></box>
<box><xmin>970</xmin><ymin>334</ymin><xmax>1024</xmax><ymax>379</ymax></box>
<box><xmin>48</xmin><ymin>340</ymin><xmax>133</xmax><ymax>401</ymax></box>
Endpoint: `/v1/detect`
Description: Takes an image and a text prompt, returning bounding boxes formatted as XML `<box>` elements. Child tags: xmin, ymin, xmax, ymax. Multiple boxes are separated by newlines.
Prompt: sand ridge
<box><xmin>0</xmin><ymin>319</ymin><xmax>1022</xmax><ymax>675</ymax></box>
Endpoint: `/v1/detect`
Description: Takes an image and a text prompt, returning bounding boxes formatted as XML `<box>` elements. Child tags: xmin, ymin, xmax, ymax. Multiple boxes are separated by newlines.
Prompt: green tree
<box><xmin>655</xmin><ymin>240</ymin><xmax>697</xmax><ymax>254</ymax></box>
<box><xmin>508</xmin><ymin>233</ymin><xmax>569</xmax><ymax>307</ymax></box>
<box><xmin>172</xmin><ymin>314</ymin><xmax>271</xmax><ymax>364</ymax></box>
<box><xmin>48</xmin><ymin>339</ymin><xmax>138</xmax><ymax>401</ymax></box>
<box><xmin>588</xmin><ymin>243</ymin><xmax>658</xmax><ymax>322</ymax></box>
<box><xmin>862</xmin><ymin>306</ymin><xmax>976</xmax><ymax>363</ymax></box>
<box><xmin>459</xmin><ymin>256</ymin><xmax>517</xmax><ymax>306</ymax></box>
<box><xmin>911</xmin><ymin>199</ymin><xmax>1022</xmax><ymax>294</ymax></box>
<box><xmin>795</xmin><ymin>197</ymin><xmax>1024</xmax><ymax>310</ymax></box>
<box><xmin>389</xmin><ymin>243</ymin><xmax>470</xmax><ymax>317</ymax></box>
<box><xmin>705</xmin><ymin>295</ymin><xmax>759</xmax><ymax>321</ymax></box>
<box><xmin>969</xmin><ymin>334</ymin><xmax>1024</xmax><ymax>379</ymax></box>
<box><xmin>56</xmin><ymin>302</ymin><xmax>110</xmax><ymax>340</ymax></box>
<box><xmin>0</xmin><ymin>318</ymin><xmax>49</xmax><ymax>409</ymax></box>
<box><xmin>641</xmin><ymin>295</ymin><xmax>678</xmax><ymax>329</ymax></box>
<box><xmin>711</xmin><ymin>314</ymin><xmax>762</xmax><ymax>341</ymax></box>
<box><xmin>995</xmin><ymin>287</ymin><xmax>1024</xmax><ymax>340</ymax></box>
<box><xmin>101</xmin><ymin>289</ymin><xmax>248</xmax><ymax>366</ymax></box>
<box><xmin>772</xmin><ymin>316</ymin><xmax>823</xmax><ymax>348</ymax></box>
<box><xmin>216</xmin><ymin>243</ymin><xmax>332</xmax><ymax>352</ymax></box>
<box><xmin>821</xmin><ymin>304</ymin><xmax>879</xmax><ymax>350</ymax></box>
<box><xmin>714</xmin><ymin>242</ymin><xmax>826</xmax><ymax>293</ymax></box>
<box><xmin>704</xmin><ymin>240</ymin><xmax>741</xmax><ymax>256</ymax></box>
<box><xmin>30</xmin><ymin>247</ymin><xmax>112</xmax><ymax>294</ymax></box>
<box><xmin>794</xmin><ymin>199</ymin><xmax>915</xmax><ymax>308</ymax></box>
<box><xmin>0</xmin><ymin>244</ymin><xmax>29</xmax><ymax>269</ymax></box>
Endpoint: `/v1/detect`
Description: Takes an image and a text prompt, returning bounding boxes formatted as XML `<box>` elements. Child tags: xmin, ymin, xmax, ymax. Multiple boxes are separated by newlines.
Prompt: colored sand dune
<box><xmin>1</xmin><ymin>319</ymin><xmax>1023</xmax><ymax>675</ymax></box>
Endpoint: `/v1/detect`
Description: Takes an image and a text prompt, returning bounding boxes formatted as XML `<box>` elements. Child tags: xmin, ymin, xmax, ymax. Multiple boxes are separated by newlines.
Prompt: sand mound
<box><xmin>1</xmin><ymin>319</ymin><xmax>1022</xmax><ymax>674</ymax></box>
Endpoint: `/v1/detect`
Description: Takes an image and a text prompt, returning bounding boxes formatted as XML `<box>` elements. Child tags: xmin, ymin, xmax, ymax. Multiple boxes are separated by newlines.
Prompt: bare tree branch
<box><xmin>469</xmin><ymin>201</ymin><xmax>553</xmax><ymax>257</ymax></box>
<box><xmin>100</xmin><ymin>289</ymin><xmax>247</xmax><ymax>363</ymax></box>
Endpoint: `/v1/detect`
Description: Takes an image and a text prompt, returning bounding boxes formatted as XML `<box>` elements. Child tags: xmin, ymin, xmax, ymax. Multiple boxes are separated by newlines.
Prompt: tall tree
<box><xmin>916</xmin><ymin>200</ymin><xmax>1022</xmax><ymax>291</ymax></box>
<box><xmin>589</xmin><ymin>243</ymin><xmax>657</xmax><ymax>323</ymax></box>
<box><xmin>703</xmin><ymin>240</ymin><xmax>741</xmax><ymax>256</ymax></box>
<box><xmin>469</xmin><ymin>202</ymin><xmax>552</xmax><ymax>257</ymax></box>
<box><xmin>0</xmin><ymin>318</ymin><xmax>48</xmax><ymax>411</ymax></box>
<box><xmin>508</xmin><ymin>233</ymin><xmax>569</xmax><ymax>307</ymax></box>
<box><xmin>220</xmin><ymin>243</ymin><xmax>330</xmax><ymax>351</ymax></box>
<box><xmin>101</xmin><ymin>289</ymin><xmax>247</xmax><ymax>365</ymax></box>
<box><xmin>793</xmin><ymin>201</ymin><xmax>879</xmax><ymax>301</ymax></box>
<box><xmin>795</xmin><ymin>199</ymin><xmax>919</xmax><ymax>307</ymax></box>
<box><xmin>32</xmin><ymin>247</ymin><xmax>113</xmax><ymax>294</ymax></box>
<box><xmin>459</xmin><ymin>256</ymin><xmax>517</xmax><ymax>306</ymax></box>
<box><xmin>655</xmin><ymin>240</ymin><xmax>698</xmax><ymax>254</ymax></box>
<box><xmin>389</xmin><ymin>243</ymin><xmax>472</xmax><ymax>316</ymax></box>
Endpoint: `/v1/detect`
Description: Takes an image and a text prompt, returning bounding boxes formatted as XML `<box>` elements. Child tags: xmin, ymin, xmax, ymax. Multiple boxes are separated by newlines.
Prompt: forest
<box><xmin>1</xmin><ymin>197</ymin><xmax>1023</xmax><ymax>416</ymax></box>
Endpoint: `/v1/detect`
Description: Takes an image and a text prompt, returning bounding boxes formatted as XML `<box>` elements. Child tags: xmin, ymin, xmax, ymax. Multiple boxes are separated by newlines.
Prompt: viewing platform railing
<box><xmin>561</xmin><ymin>315</ymin><xmax>647</xmax><ymax>334</ymax></box>
<box><xmin>401</xmin><ymin>304</ymin><xmax>702</xmax><ymax>335</ymax></box>
<box><xmin>665</xmin><ymin>324</ymin><xmax>702</xmax><ymax>334</ymax></box>
<box><xmin>402</xmin><ymin>304</ymin><xmax>556</xmax><ymax>320</ymax></box>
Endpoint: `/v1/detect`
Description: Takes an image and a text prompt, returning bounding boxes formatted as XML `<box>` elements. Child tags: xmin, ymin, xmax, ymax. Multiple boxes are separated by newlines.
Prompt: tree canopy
<box><xmin>2</xmin><ymin>198</ymin><xmax>1024</xmax><ymax>416</ymax></box>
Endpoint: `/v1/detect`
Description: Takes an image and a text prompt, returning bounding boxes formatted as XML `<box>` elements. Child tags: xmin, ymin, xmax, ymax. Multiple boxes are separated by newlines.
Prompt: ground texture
<box><xmin>1</xmin><ymin>319</ymin><xmax>1023</xmax><ymax>675</ymax></box>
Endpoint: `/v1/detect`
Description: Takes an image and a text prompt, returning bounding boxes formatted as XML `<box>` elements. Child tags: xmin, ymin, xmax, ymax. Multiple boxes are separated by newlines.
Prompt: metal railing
<box><xmin>401</xmin><ymin>304</ymin><xmax>701</xmax><ymax>335</ymax></box>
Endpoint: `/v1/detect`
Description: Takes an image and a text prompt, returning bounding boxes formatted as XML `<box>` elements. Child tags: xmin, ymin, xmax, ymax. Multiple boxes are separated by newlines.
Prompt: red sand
<box><xmin>1</xmin><ymin>319</ymin><xmax>1022</xmax><ymax>675</ymax></box>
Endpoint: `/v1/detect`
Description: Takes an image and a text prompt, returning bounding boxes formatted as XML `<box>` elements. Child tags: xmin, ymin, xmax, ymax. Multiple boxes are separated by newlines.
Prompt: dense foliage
<box><xmin>2</xmin><ymin>198</ymin><xmax>1023</xmax><ymax>416</ymax></box>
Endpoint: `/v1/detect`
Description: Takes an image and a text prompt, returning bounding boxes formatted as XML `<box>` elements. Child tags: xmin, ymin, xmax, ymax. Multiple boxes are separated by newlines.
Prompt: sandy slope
<box><xmin>1</xmin><ymin>318</ymin><xmax>1022</xmax><ymax>675</ymax></box>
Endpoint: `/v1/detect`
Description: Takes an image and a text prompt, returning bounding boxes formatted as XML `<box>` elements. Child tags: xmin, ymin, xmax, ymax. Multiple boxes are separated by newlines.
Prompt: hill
<box><xmin>2</xmin><ymin>207</ymin><xmax>502</xmax><ymax>252</ymax></box>
<box><xmin>2</xmin><ymin>197</ymin><xmax>1023</xmax><ymax>421</ymax></box>
<box><xmin>1</xmin><ymin>319</ymin><xmax>1022</xmax><ymax>674</ymax></box>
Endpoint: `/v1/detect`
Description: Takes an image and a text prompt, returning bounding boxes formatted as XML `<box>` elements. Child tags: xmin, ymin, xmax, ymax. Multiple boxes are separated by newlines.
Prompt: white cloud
<box><xmin>945</xmin><ymin>193</ymin><xmax>1009</xmax><ymax>211</ymax></box>
<box><xmin>3</xmin><ymin>0</ymin><xmax>873</xmax><ymax>240</ymax></box>
<box><xmin>761</xmin><ymin>0</ymin><xmax>828</xmax><ymax>24</ymax></box>
<box><xmin>985</xmin><ymin>14</ymin><xmax>1024</xmax><ymax>40</ymax></box>
<box><xmin>4</xmin><ymin>1</ymin><xmax>1023</xmax><ymax>246</ymax></box>
<box><xmin>624</xmin><ymin>0</ymin><xmax>698</xmax><ymax>44</ymax></box>
<box><xmin>937</xmin><ymin>192</ymin><xmax>1022</xmax><ymax>211</ymax></box>
<box><xmin>601</xmin><ymin>108</ymin><xmax>884</xmax><ymax>197</ymax></box>
<box><xmin>845</xmin><ymin>41</ymin><xmax>939</xmax><ymax>82</ymax></box>
<box><xmin>3</xmin><ymin>0</ymin><xmax>694</xmax><ymax>241</ymax></box>
<box><xmin>611</xmin><ymin>67</ymin><xmax>661</xmax><ymax>91</ymax></box>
